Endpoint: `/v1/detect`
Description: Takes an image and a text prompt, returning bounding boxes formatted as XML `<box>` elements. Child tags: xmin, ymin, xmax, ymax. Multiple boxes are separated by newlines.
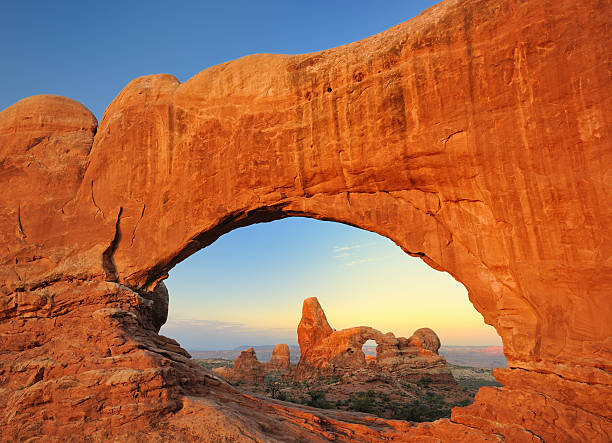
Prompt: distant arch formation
<box><xmin>293</xmin><ymin>297</ymin><xmax>452</xmax><ymax>382</ymax></box>
<box><xmin>1</xmin><ymin>0</ymin><xmax>610</xmax><ymax>440</ymax></box>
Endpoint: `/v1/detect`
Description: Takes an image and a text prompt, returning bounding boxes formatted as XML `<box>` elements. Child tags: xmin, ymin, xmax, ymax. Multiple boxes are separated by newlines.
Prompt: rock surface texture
<box><xmin>218</xmin><ymin>344</ymin><xmax>293</xmax><ymax>384</ymax></box>
<box><xmin>295</xmin><ymin>298</ymin><xmax>455</xmax><ymax>384</ymax></box>
<box><xmin>0</xmin><ymin>0</ymin><xmax>610</xmax><ymax>441</ymax></box>
<box><xmin>224</xmin><ymin>347</ymin><xmax>265</xmax><ymax>384</ymax></box>
<box><xmin>266</xmin><ymin>344</ymin><xmax>292</xmax><ymax>373</ymax></box>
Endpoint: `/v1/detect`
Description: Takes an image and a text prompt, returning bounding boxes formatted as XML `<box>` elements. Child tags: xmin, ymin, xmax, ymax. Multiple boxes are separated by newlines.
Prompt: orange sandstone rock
<box><xmin>295</xmin><ymin>297</ymin><xmax>454</xmax><ymax>383</ymax></box>
<box><xmin>212</xmin><ymin>366</ymin><xmax>232</xmax><ymax>379</ymax></box>
<box><xmin>1</xmin><ymin>0</ymin><xmax>611</xmax><ymax>441</ymax></box>
<box><xmin>266</xmin><ymin>343</ymin><xmax>292</xmax><ymax>373</ymax></box>
<box><xmin>297</xmin><ymin>297</ymin><xmax>335</xmax><ymax>351</ymax></box>
<box><xmin>228</xmin><ymin>347</ymin><xmax>265</xmax><ymax>384</ymax></box>
<box><xmin>219</xmin><ymin>345</ymin><xmax>293</xmax><ymax>384</ymax></box>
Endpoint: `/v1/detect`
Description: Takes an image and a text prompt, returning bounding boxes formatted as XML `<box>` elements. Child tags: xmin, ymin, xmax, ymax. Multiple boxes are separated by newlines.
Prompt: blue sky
<box><xmin>162</xmin><ymin>218</ymin><xmax>501</xmax><ymax>349</ymax></box>
<box><xmin>2</xmin><ymin>0</ymin><xmax>440</xmax><ymax>118</ymax></box>
<box><xmin>2</xmin><ymin>0</ymin><xmax>501</xmax><ymax>349</ymax></box>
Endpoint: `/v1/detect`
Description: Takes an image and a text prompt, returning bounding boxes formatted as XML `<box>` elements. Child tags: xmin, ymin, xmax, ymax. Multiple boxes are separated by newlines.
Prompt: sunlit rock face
<box><xmin>295</xmin><ymin>297</ymin><xmax>455</xmax><ymax>384</ymax></box>
<box><xmin>266</xmin><ymin>343</ymin><xmax>292</xmax><ymax>373</ymax></box>
<box><xmin>1</xmin><ymin>0</ymin><xmax>610</xmax><ymax>441</ymax></box>
<box><xmin>226</xmin><ymin>347</ymin><xmax>265</xmax><ymax>384</ymax></box>
<box><xmin>215</xmin><ymin>344</ymin><xmax>293</xmax><ymax>384</ymax></box>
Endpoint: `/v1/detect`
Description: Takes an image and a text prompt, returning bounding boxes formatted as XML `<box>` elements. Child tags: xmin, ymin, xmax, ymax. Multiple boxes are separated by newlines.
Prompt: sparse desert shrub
<box><xmin>194</xmin><ymin>358</ymin><xmax>234</xmax><ymax>371</ymax></box>
<box><xmin>401</xmin><ymin>381</ymin><xmax>417</xmax><ymax>390</ymax></box>
<box><xmin>452</xmin><ymin>398</ymin><xmax>471</xmax><ymax>407</ymax></box>
<box><xmin>426</xmin><ymin>390</ymin><xmax>442</xmax><ymax>401</ymax></box>
<box><xmin>418</xmin><ymin>376</ymin><xmax>432</xmax><ymax>387</ymax></box>
<box><xmin>264</xmin><ymin>372</ymin><xmax>281</xmax><ymax>384</ymax></box>
<box><xmin>335</xmin><ymin>398</ymin><xmax>348</xmax><ymax>407</ymax></box>
<box><xmin>265</xmin><ymin>381</ymin><xmax>281</xmax><ymax>399</ymax></box>
<box><xmin>324</xmin><ymin>374</ymin><xmax>341</xmax><ymax>384</ymax></box>
<box><xmin>388</xmin><ymin>395</ymin><xmax>455</xmax><ymax>422</ymax></box>
<box><xmin>348</xmin><ymin>390</ymin><xmax>377</xmax><ymax>413</ymax></box>
<box><xmin>306</xmin><ymin>390</ymin><xmax>332</xmax><ymax>409</ymax></box>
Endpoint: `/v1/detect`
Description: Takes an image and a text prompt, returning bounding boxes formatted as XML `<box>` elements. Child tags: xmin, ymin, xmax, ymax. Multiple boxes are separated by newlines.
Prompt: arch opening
<box><xmin>158</xmin><ymin>216</ymin><xmax>504</xmax><ymax>422</ymax></box>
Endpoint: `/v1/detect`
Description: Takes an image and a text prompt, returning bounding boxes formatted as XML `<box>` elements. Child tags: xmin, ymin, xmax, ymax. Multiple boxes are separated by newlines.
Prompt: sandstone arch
<box><xmin>294</xmin><ymin>297</ymin><xmax>454</xmax><ymax>382</ymax></box>
<box><xmin>1</xmin><ymin>0</ymin><xmax>610</xmax><ymax>441</ymax></box>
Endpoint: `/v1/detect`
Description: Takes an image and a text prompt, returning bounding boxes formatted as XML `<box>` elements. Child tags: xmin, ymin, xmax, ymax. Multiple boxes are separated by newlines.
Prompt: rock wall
<box><xmin>1</xmin><ymin>0</ymin><xmax>611</xmax><ymax>441</ymax></box>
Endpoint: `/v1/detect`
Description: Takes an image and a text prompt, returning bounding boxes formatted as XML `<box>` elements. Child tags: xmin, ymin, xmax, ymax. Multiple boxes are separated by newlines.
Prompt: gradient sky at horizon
<box><xmin>161</xmin><ymin>218</ymin><xmax>502</xmax><ymax>350</ymax></box>
<box><xmin>2</xmin><ymin>0</ymin><xmax>502</xmax><ymax>350</ymax></box>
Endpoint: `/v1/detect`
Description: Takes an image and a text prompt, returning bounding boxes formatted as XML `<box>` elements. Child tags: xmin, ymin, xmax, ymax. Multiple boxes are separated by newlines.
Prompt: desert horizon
<box><xmin>158</xmin><ymin>217</ymin><xmax>504</xmax><ymax>351</ymax></box>
<box><xmin>190</xmin><ymin>297</ymin><xmax>505</xmax><ymax>423</ymax></box>
<box><xmin>189</xmin><ymin>344</ymin><xmax>507</xmax><ymax>368</ymax></box>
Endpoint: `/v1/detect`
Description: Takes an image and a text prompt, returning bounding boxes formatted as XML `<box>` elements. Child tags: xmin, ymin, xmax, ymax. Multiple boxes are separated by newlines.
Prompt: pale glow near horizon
<box><xmin>161</xmin><ymin>218</ymin><xmax>502</xmax><ymax>350</ymax></box>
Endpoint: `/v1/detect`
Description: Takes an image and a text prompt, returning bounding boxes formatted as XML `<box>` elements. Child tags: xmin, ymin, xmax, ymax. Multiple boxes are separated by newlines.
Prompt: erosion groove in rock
<box><xmin>0</xmin><ymin>0</ymin><xmax>610</xmax><ymax>441</ymax></box>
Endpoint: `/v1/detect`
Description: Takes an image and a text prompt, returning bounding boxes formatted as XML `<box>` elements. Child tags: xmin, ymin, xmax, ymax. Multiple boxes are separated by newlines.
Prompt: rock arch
<box><xmin>294</xmin><ymin>297</ymin><xmax>454</xmax><ymax>383</ymax></box>
<box><xmin>1</xmin><ymin>0</ymin><xmax>610</xmax><ymax>441</ymax></box>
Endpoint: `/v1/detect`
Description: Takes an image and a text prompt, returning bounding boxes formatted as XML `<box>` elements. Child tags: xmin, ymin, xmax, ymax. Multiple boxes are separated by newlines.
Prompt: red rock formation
<box><xmin>297</xmin><ymin>297</ymin><xmax>335</xmax><ymax>352</ymax></box>
<box><xmin>217</xmin><ymin>345</ymin><xmax>292</xmax><ymax>384</ymax></box>
<box><xmin>1</xmin><ymin>0</ymin><xmax>611</xmax><ymax>441</ymax></box>
<box><xmin>411</xmin><ymin>328</ymin><xmax>441</xmax><ymax>354</ymax></box>
<box><xmin>212</xmin><ymin>366</ymin><xmax>232</xmax><ymax>379</ymax></box>
<box><xmin>227</xmin><ymin>347</ymin><xmax>265</xmax><ymax>384</ymax></box>
<box><xmin>295</xmin><ymin>298</ymin><xmax>455</xmax><ymax>383</ymax></box>
<box><xmin>266</xmin><ymin>343</ymin><xmax>292</xmax><ymax>373</ymax></box>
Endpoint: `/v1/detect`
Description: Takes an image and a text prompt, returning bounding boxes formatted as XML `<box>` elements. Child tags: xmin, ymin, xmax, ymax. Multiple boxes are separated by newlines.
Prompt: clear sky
<box><xmin>2</xmin><ymin>0</ymin><xmax>501</xmax><ymax>350</ymax></box>
<box><xmin>2</xmin><ymin>0</ymin><xmax>440</xmax><ymax>119</ymax></box>
<box><xmin>162</xmin><ymin>218</ymin><xmax>502</xmax><ymax>350</ymax></box>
